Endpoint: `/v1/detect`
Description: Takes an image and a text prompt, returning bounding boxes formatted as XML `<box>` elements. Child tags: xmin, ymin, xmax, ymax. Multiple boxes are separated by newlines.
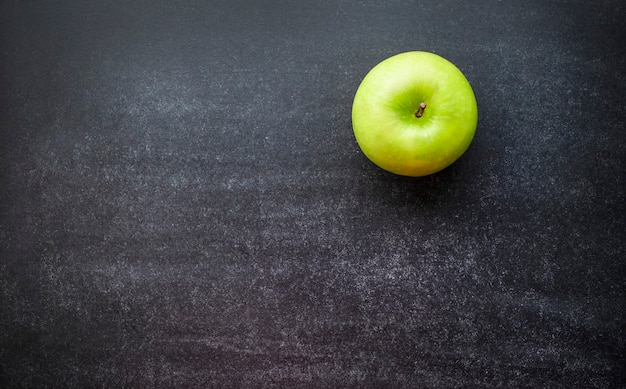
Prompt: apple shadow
<box><xmin>352</xmin><ymin>147</ymin><xmax>481</xmax><ymax>214</ymax></box>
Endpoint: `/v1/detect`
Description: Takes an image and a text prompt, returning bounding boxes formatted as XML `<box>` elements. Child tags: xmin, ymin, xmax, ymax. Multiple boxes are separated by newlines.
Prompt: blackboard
<box><xmin>1</xmin><ymin>0</ymin><xmax>624</xmax><ymax>387</ymax></box>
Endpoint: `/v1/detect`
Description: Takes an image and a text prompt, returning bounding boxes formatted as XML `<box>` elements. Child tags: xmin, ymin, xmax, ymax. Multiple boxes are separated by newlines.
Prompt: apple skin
<box><xmin>352</xmin><ymin>51</ymin><xmax>478</xmax><ymax>177</ymax></box>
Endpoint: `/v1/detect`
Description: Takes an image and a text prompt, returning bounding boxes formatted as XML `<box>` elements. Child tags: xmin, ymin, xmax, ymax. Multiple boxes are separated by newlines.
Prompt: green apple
<box><xmin>352</xmin><ymin>51</ymin><xmax>478</xmax><ymax>177</ymax></box>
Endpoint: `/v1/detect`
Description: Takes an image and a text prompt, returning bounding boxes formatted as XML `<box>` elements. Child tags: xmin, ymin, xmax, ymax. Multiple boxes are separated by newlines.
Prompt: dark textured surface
<box><xmin>1</xmin><ymin>0</ymin><xmax>625</xmax><ymax>387</ymax></box>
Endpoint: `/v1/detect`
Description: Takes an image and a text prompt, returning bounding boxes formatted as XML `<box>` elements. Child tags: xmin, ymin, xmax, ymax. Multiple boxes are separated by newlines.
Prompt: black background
<box><xmin>1</xmin><ymin>0</ymin><xmax>625</xmax><ymax>387</ymax></box>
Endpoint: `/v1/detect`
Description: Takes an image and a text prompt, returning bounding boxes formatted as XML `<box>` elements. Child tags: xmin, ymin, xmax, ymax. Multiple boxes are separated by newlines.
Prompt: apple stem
<box><xmin>415</xmin><ymin>102</ymin><xmax>427</xmax><ymax>118</ymax></box>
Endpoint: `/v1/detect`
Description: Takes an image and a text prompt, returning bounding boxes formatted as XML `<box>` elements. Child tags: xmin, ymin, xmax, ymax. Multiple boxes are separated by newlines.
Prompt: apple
<box><xmin>352</xmin><ymin>51</ymin><xmax>478</xmax><ymax>177</ymax></box>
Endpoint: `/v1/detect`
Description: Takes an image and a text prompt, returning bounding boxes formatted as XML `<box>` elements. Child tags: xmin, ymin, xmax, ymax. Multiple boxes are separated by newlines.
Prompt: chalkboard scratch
<box><xmin>158</xmin><ymin>336</ymin><xmax>327</xmax><ymax>360</ymax></box>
